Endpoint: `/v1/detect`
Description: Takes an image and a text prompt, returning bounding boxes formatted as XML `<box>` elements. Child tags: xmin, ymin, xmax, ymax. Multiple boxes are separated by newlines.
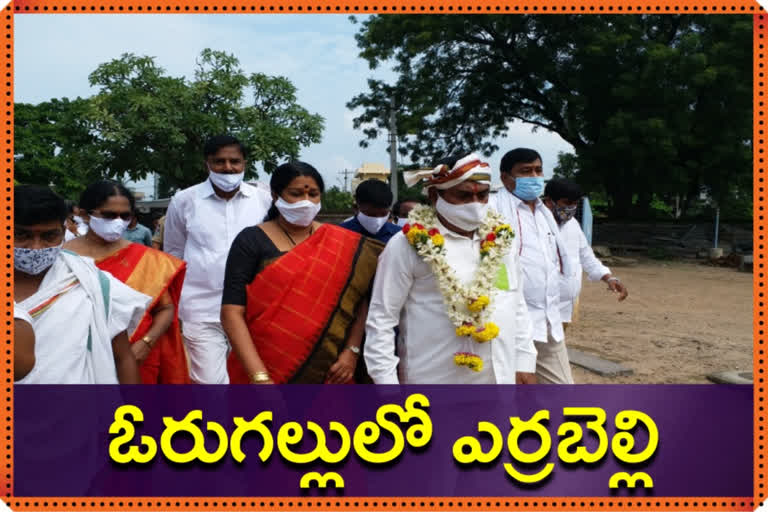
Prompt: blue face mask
<box><xmin>513</xmin><ymin>177</ymin><xmax>545</xmax><ymax>201</ymax></box>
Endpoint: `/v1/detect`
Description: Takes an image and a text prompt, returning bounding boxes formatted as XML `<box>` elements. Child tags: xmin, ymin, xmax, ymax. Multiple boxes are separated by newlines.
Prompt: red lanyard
<box><xmin>517</xmin><ymin>209</ymin><xmax>563</xmax><ymax>274</ymax></box>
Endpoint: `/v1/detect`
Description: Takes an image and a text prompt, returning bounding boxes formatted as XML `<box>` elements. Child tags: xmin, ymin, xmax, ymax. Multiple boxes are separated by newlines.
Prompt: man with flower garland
<box><xmin>364</xmin><ymin>153</ymin><xmax>537</xmax><ymax>384</ymax></box>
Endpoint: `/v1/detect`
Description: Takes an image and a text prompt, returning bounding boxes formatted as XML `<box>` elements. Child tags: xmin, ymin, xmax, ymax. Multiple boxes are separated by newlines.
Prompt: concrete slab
<box><xmin>592</xmin><ymin>245</ymin><xmax>612</xmax><ymax>258</ymax></box>
<box><xmin>706</xmin><ymin>371</ymin><xmax>753</xmax><ymax>385</ymax></box>
<box><xmin>567</xmin><ymin>347</ymin><xmax>634</xmax><ymax>377</ymax></box>
<box><xmin>609</xmin><ymin>256</ymin><xmax>639</xmax><ymax>267</ymax></box>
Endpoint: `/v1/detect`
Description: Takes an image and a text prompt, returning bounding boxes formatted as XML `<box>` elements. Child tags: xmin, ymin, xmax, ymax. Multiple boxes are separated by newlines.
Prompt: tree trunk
<box><xmin>635</xmin><ymin>189</ymin><xmax>653</xmax><ymax>220</ymax></box>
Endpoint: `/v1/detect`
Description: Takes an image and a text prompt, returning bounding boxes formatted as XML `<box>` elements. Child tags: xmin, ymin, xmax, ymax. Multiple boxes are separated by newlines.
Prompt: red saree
<box><xmin>227</xmin><ymin>224</ymin><xmax>383</xmax><ymax>384</ymax></box>
<box><xmin>96</xmin><ymin>243</ymin><xmax>190</xmax><ymax>384</ymax></box>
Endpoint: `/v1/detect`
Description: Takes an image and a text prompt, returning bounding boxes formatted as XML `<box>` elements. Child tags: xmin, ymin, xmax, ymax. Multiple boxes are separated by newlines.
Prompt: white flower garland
<box><xmin>403</xmin><ymin>205</ymin><xmax>515</xmax><ymax>340</ymax></box>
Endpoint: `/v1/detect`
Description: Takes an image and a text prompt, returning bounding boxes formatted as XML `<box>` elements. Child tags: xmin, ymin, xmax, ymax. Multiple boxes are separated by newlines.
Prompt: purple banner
<box><xmin>14</xmin><ymin>385</ymin><xmax>751</xmax><ymax>497</ymax></box>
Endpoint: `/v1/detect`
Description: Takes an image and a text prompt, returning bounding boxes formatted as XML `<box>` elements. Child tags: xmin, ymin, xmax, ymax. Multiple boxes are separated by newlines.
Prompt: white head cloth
<box><xmin>403</xmin><ymin>153</ymin><xmax>492</xmax><ymax>190</ymax></box>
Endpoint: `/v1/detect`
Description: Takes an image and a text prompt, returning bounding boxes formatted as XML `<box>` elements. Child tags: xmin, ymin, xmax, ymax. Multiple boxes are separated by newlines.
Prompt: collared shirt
<box><xmin>364</xmin><ymin>218</ymin><xmax>536</xmax><ymax>384</ymax></box>
<box><xmin>123</xmin><ymin>223</ymin><xmax>153</xmax><ymax>247</ymax></box>
<box><xmin>164</xmin><ymin>179</ymin><xmax>272</xmax><ymax>323</ymax></box>
<box><xmin>491</xmin><ymin>191</ymin><xmax>564</xmax><ymax>343</ymax></box>
<box><xmin>558</xmin><ymin>218</ymin><xmax>610</xmax><ymax>322</ymax></box>
<box><xmin>339</xmin><ymin>216</ymin><xmax>401</xmax><ymax>244</ymax></box>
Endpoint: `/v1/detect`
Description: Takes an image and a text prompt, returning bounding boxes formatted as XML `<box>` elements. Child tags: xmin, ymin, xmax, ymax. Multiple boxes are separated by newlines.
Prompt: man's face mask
<box><xmin>357</xmin><ymin>212</ymin><xmax>389</xmax><ymax>235</ymax></box>
<box><xmin>435</xmin><ymin>196</ymin><xmax>489</xmax><ymax>231</ymax></box>
<box><xmin>554</xmin><ymin>204</ymin><xmax>578</xmax><ymax>223</ymax></box>
<box><xmin>15</xmin><ymin>244</ymin><xmax>62</xmax><ymax>275</ymax></box>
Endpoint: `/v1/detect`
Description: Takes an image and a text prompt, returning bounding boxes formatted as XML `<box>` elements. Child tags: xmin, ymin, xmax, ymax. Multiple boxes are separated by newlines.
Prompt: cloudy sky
<box><xmin>15</xmin><ymin>14</ymin><xmax>573</xmax><ymax>198</ymax></box>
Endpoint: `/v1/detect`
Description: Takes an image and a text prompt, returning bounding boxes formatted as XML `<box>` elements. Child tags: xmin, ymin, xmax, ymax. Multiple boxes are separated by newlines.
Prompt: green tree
<box><xmin>14</xmin><ymin>98</ymin><xmax>103</xmax><ymax>198</ymax></box>
<box><xmin>322</xmin><ymin>186</ymin><xmax>355</xmax><ymax>212</ymax></box>
<box><xmin>87</xmin><ymin>49</ymin><xmax>324</xmax><ymax>194</ymax></box>
<box><xmin>348</xmin><ymin>15</ymin><xmax>751</xmax><ymax>219</ymax></box>
<box><xmin>391</xmin><ymin>163</ymin><xmax>425</xmax><ymax>202</ymax></box>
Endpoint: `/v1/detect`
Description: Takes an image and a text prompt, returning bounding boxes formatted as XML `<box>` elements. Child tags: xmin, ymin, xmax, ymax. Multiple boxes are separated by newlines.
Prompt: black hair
<box><xmin>15</xmin><ymin>185</ymin><xmax>68</xmax><ymax>226</ymax></box>
<box><xmin>392</xmin><ymin>198</ymin><xmax>422</xmax><ymax>218</ymax></box>
<box><xmin>203</xmin><ymin>134</ymin><xmax>247</xmax><ymax>160</ymax></box>
<box><xmin>544</xmin><ymin>178</ymin><xmax>584</xmax><ymax>202</ymax></box>
<box><xmin>355</xmin><ymin>179</ymin><xmax>393</xmax><ymax>208</ymax></box>
<box><xmin>79</xmin><ymin>180</ymin><xmax>136</xmax><ymax>213</ymax></box>
<box><xmin>64</xmin><ymin>199</ymin><xmax>77</xmax><ymax>215</ymax></box>
<box><xmin>265</xmin><ymin>161</ymin><xmax>325</xmax><ymax>221</ymax></box>
<box><xmin>499</xmin><ymin>148</ymin><xmax>542</xmax><ymax>175</ymax></box>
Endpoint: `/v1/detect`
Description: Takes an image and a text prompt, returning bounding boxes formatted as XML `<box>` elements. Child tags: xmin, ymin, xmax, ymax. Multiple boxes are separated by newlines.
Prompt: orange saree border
<box><xmin>3</xmin><ymin>4</ymin><xmax>764</xmax><ymax>511</ymax></box>
<box><xmin>95</xmin><ymin>243</ymin><xmax>190</xmax><ymax>383</ymax></box>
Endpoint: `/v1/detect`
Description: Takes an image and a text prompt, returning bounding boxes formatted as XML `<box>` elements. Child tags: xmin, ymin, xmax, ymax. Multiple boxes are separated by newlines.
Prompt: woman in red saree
<box><xmin>221</xmin><ymin>162</ymin><xmax>383</xmax><ymax>384</ymax></box>
<box><xmin>64</xmin><ymin>180</ymin><xmax>190</xmax><ymax>384</ymax></box>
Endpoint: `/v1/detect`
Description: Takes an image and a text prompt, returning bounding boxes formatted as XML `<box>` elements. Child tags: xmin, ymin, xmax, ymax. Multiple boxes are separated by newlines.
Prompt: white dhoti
<box><xmin>182</xmin><ymin>321</ymin><xmax>231</xmax><ymax>384</ymax></box>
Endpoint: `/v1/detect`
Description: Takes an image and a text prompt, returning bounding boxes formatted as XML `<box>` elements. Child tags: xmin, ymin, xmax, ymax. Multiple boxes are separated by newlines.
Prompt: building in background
<box><xmin>351</xmin><ymin>163</ymin><xmax>389</xmax><ymax>190</ymax></box>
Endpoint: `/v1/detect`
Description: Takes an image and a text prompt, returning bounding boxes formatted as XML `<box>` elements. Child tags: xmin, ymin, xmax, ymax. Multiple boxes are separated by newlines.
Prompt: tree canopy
<box><xmin>348</xmin><ymin>15</ymin><xmax>752</xmax><ymax>219</ymax></box>
<box><xmin>15</xmin><ymin>49</ymin><xmax>324</xmax><ymax>198</ymax></box>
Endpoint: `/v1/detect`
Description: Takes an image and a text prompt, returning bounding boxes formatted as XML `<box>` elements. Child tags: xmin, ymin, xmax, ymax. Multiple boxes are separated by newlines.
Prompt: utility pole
<box><xmin>338</xmin><ymin>168</ymin><xmax>354</xmax><ymax>192</ymax></box>
<box><xmin>388</xmin><ymin>97</ymin><xmax>398</xmax><ymax>203</ymax></box>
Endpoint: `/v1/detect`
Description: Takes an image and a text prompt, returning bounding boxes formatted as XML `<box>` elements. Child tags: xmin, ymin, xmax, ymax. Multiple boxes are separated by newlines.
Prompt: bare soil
<box><xmin>566</xmin><ymin>258</ymin><xmax>753</xmax><ymax>384</ymax></box>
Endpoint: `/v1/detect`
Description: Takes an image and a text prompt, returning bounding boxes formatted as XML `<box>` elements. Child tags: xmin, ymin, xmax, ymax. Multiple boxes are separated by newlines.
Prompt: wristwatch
<box><xmin>345</xmin><ymin>346</ymin><xmax>361</xmax><ymax>355</ymax></box>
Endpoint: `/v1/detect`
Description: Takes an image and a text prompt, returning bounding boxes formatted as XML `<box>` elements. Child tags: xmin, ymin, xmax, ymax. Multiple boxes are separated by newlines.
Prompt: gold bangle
<box><xmin>249</xmin><ymin>371</ymin><xmax>271</xmax><ymax>383</ymax></box>
<box><xmin>141</xmin><ymin>336</ymin><xmax>153</xmax><ymax>348</ymax></box>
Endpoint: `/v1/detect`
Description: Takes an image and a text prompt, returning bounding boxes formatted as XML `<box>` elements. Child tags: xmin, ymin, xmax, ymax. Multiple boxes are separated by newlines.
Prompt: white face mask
<box><xmin>357</xmin><ymin>212</ymin><xmax>389</xmax><ymax>235</ymax></box>
<box><xmin>15</xmin><ymin>243</ymin><xmax>62</xmax><ymax>275</ymax></box>
<box><xmin>89</xmin><ymin>216</ymin><xmax>130</xmax><ymax>242</ymax></box>
<box><xmin>275</xmin><ymin>197</ymin><xmax>321</xmax><ymax>227</ymax></box>
<box><xmin>396</xmin><ymin>218</ymin><xmax>409</xmax><ymax>228</ymax></box>
<box><xmin>73</xmin><ymin>216</ymin><xmax>88</xmax><ymax>235</ymax></box>
<box><xmin>208</xmin><ymin>166</ymin><xmax>244</xmax><ymax>193</ymax></box>
<box><xmin>435</xmin><ymin>196</ymin><xmax>489</xmax><ymax>232</ymax></box>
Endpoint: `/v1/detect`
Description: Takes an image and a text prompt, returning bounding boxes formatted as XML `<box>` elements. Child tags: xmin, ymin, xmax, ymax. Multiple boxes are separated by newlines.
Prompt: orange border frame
<box><xmin>1</xmin><ymin>3</ymin><xmax>763</xmax><ymax>510</ymax></box>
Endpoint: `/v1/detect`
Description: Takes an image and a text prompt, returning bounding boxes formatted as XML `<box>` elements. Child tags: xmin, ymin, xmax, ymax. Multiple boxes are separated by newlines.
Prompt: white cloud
<box><xmin>15</xmin><ymin>14</ymin><xmax>572</xmax><ymax>199</ymax></box>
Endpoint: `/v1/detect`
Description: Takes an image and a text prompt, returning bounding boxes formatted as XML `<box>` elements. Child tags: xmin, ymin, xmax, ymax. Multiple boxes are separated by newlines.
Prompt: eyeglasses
<box><xmin>91</xmin><ymin>210</ymin><xmax>132</xmax><ymax>221</ymax></box>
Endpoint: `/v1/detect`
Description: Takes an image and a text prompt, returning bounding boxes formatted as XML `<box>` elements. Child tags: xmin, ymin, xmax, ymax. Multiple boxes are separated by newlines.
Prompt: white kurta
<box><xmin>558</xmin><ymin>218</ymin><xmax>610</xmax><ymax>322</ymax></box>
<box><xmin>364</xmin><ymin>219</ymin><xmax>536</xmax><ymax>384</ymax></box>
<box><xmin>15</xmin><ymin>251</ymin><xmax>150</xmax><ymax>384</ymax></box>
<box><xmin>491</xmin><ymin>188</ymin><xmax>567</xmax><ymax>343</ymax></box>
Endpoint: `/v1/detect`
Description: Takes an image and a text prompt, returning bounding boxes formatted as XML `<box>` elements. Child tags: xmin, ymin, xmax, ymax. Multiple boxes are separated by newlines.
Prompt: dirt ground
<box><xmin>565</xmin><ymin>258</ymin><xmax>753</xmax><ymax>384</ymax></box>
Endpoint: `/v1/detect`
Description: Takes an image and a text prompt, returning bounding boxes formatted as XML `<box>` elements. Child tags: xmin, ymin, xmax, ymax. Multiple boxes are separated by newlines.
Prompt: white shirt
<box><xmin>364</xmin><ymin>219</ymin><xmax>536</xmax><ymax>384</ymax></box>
<box><xmin>558</xmin><ymin>218</ymin><xmax>610</xmax><ymax>322</ymax></box>
<box><xmin>164</xmin><ymin>179</ymin><xmax>272</xmax><ymax>323</ymax></box>
<box><xmin>490</xmin><ymin>191</ymin><xmax>565</xmax><ymax>343</ymax></box>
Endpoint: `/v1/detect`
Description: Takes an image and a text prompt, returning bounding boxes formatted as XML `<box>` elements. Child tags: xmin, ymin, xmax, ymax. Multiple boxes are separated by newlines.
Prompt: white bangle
<box><xmin>607</xmin><ymin>277</ymin><xmax>620</xmax><ymax>283</ymax></box>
